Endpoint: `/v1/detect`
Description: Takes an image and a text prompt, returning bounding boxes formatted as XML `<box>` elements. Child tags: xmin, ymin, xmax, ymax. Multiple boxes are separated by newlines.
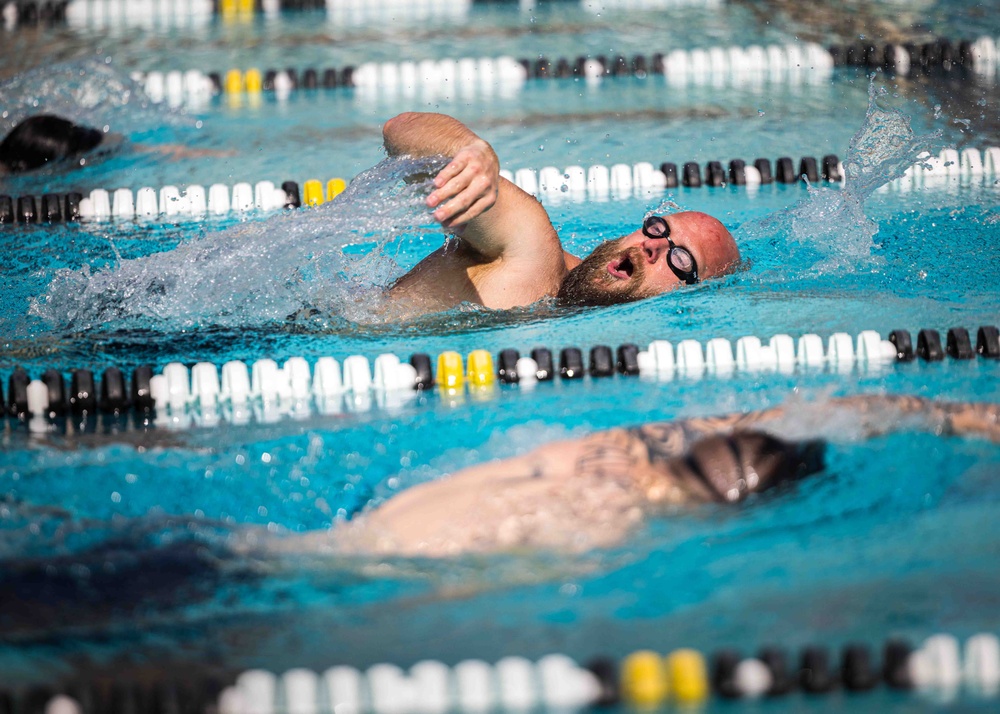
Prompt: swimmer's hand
<box><xmin>427</xmin><ymin>139</ymin><xmax>499</xmax><ymax>229</ymax></box>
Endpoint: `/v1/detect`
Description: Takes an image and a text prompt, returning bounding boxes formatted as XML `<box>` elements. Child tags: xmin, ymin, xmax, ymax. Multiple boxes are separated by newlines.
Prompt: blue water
<box><xmin>2</xmin><ymin>3</ymin><xmax>1000</xmax><ymax>710</ymax></box>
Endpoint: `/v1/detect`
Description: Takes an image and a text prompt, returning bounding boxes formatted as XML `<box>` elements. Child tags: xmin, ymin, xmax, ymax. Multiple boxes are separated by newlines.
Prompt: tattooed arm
<box><xmin>730</xmin><ymin>394</ymin><xmax>1000</xmax><ymax>444</ymax></box>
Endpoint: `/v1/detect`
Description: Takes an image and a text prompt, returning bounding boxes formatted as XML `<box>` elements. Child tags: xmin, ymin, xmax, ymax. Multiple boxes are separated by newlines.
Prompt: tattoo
<box><xmin>569</xmin><ymin>396</ymin><xmax>1000</xmax><ymax>492</ymax></box>
<box><xmin>625</xmin><ymin>422</ymin><xmax>692</xmax><ymax>465</ymax></box>
<box><xmin>573</xmin><ymin>431</ymin><xmax>642</xmax><ymax>481</ymax></box>
<box><xmin>625</xmin><ymin>413</ymin><xmax>754</xmax><ymax>466</ymax></box>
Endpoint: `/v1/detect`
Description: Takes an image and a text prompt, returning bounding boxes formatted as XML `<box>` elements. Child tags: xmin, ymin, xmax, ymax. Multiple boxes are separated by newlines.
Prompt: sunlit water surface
<box><xmin>0</xmin><ymin>7</ymin><xmax>999</xmax><ymax>708</ymax></box>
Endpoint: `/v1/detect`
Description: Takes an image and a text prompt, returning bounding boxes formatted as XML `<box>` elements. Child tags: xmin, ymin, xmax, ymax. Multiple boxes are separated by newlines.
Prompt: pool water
<box><xmin>2</xmin><ymin>1</ymin><xmax>1000</xmax><ymax>710</ymax></box>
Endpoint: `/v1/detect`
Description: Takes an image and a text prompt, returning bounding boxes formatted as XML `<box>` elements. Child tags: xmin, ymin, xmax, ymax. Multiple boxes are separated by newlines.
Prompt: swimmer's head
<box><xmin>557</xmin><ymin>211</ymin><xmax>740</xmax><ymax>306</ymax></box>
<box><xmin>0</xmin><ymin>114</ymin><xmax>104</xmax><ymax>174</ymax></box>
<box><xmin>669</xmin><ymin>431</ymin><xmax>826</xmax><ymax>503</ymax></box>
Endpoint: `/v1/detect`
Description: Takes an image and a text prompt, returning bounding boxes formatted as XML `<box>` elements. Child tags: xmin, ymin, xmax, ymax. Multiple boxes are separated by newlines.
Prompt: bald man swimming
<box><xmin>275</xmin><ymin>395</ymin><xmax>1000</xmax><ymax>558</ymax></box>
<box><xmin>383</xmin><ymin>112</ymin><xmax>740</xmax><ymax>314</ymax></box>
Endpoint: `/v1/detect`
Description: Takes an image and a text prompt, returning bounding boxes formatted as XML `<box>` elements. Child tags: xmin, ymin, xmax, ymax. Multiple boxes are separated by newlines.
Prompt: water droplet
<box><xmin>758</xmin><ymin>109</ymin><xmax>765</xmax><ymax>117</ymax></box>
<box><xmin>538</xmin><ymin>144</ymin><xmax>545</xmax><ymax>152</ymax></box>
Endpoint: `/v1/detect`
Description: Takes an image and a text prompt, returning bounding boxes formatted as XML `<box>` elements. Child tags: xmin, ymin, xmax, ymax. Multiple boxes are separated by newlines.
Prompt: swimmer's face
<box><xmin>557</xmin><ymin>211</ymin><xmax>740</xmax><ymax>306</ymax></box>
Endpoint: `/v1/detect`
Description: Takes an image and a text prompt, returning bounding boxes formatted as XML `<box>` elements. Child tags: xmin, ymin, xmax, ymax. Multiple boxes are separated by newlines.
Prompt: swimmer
<box><xmin>0</xmin><ymin>113</ymin><xmax>231</xmax><ymax>176</ymax></box>
<box><xmin>383</xmin><ymin>112</ymin><xmax>741</xmax><ymax>313</ymax></box>
<box><xmin>282</xmin><ymin>395</ymin><xmax>1000</xmax><ymax>557</ymax></box>
<box><xmin>0</xmin><ymin>114</ymin><xmax>108</xmax><ymax>174</ymax></box>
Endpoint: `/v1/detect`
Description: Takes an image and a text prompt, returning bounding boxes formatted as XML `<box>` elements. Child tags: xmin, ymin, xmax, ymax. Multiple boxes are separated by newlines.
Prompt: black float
<box><xmin>682</xmin><ymin>162</ymin><xmax>702</xmax><ymax>188</ymax></box>
<box><xmin>616</xmin><ymin>344</ymin><xmax>640</xmax><ymax>376</ymax></box>
<box><xmin>589</xmin><ymin>345</ymin><xmax>614</xmax><ymax>377</ymax></box>
<box><xmin>917</xmin><ymin>329</ymin><xmax>944</xmax><ymax>361</ymax></box>
<box><xmin>497</xmin><ymin>349</ymin><xmax>520</xmax><ymax>384</ymax></box>
<box><xmin>889</xmin><ymin>329</ymin><xmax>914</xmax><ymax>361</ymax></box>
<box><xmin>775</xmin><ymin>157</ymin><xmax>796</xmax><ymax>184</ymax></box>
<box><xmin>946</xmin><ymin>327</ymin><xmax>974</xmax><ymax>360</ymax></box>
<box><xmin>531</xmin><ymin>347</ymin><xmax>554</xmax><ymax>381</ymax></box>
<box><xmin>409</xmin><ymin>354</ymin><xmax>433</xmax><ymax>389</ymax></box>
<box><xmin>799</xmin><ymin>646</ymin><xmax>835</xmax><ymax>693</ymax></box>
<box><xmin>559</xmin><ymin>348</ymin><xmax>584</xmax><ymax>379</ymax></box>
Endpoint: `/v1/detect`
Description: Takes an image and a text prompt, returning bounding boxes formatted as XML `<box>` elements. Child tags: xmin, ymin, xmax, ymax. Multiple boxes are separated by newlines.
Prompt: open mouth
<box><xmin>607</xmin><ymin>254</ymin><xmax>635</xmax><ymax>280</ymax></box>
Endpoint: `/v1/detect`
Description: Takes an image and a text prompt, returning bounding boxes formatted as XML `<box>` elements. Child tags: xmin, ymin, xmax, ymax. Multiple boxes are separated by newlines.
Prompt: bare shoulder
<box><xmin>453</xmin><ymin>178</ymin><xmax>567</xmax><ymax>307</ymax></box>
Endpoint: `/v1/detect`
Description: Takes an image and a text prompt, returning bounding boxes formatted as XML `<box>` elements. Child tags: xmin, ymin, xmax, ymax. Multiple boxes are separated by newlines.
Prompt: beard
<box><xmin>557</xmin><ymin>240</ymin><xmax>648</xmax><ymax>306</ymax></box>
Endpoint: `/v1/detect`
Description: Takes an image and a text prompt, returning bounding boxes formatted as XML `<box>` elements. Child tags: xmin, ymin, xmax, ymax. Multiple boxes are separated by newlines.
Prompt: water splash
<box><xmin>747</xmin><ymin>82</ymin><xmax>938</xmax><ymax>272</ymax></box>
<box><xmin>32</xmin><ymin>156</ymin><xmax>447</xmax><ymax>331</ymax></box>
<box><xmin>0</xmin><ymin>58</ymin><xmax>190</xmax><ymax>138</ymax></box>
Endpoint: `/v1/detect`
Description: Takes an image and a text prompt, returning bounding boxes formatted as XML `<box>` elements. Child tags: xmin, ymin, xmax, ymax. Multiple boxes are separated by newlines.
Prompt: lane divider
<box><xmin>5</xmin><ymin>141</ymin><xmax>1000</xmax><ymax>227</ymax></box>
<box><xmin>19</xmin><ymin>633</ymin><xmax>1000</xmax><ymax>713</ymax></box>
<box><xmin>0</xmin><ymin>151</ymin><xmax>845</xmax><ymax>227</ymax></box>
<box><xmin>0</xmin><ymin>177</ymin><xmax>352</xmax><ymax>225</ymax></box>
<box><xmin>58</xmin><ymin>0</ymin><xmax>475</xmax><ymax>30</ymax></box>
<box><xmin>502</xmin><ymin>154</ymin><xmax>844</xmax><ymax>197</ymax></box>
<box><xmin>4</xmin><ymin>326</ymin><xmax>997</xmax><ymax>433</ymax></box>
<box><xmin>4</xmin><ymin>0</ymin><xmax>999</xmax><ymax>88</ymax></box>
<box><xmin>4</xmin><ymin>0</ymin><xmax>729</xmax><ymax>32</ymax></box>
<box><xmin>133</xmin><ymin>42</ymin><xmax>831</xmax><ymax>106</ymax></box>
<box><xmin>878</xmin><ymin>147</ymin><xmax>1000</xmax><ymax>192</ymax></box>
<box><xmin>828</xmin><ymin>36</ymin><xmax>1000</xmax><ymax>77</ymax></box>
<box><xmin>128</xmin><ymin>36</ymin><xmax>1000</xmax><ymax>108</ymax></box>
<box><xmin>63</xmin><ymin>0</ymin><xmax>221</xmax><ymax>26</ymax></box>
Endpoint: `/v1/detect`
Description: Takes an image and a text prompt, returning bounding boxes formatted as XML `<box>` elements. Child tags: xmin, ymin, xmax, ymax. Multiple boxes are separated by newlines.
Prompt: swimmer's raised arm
<box><xmin>383</xmin><ymin>112</ymin><xmax>505</xmax><ymax>232</ymax></box>
<box><xmin>382</xmin><ymin>113</ymin><xmax>569</xmax><ymax>304</ymax></box>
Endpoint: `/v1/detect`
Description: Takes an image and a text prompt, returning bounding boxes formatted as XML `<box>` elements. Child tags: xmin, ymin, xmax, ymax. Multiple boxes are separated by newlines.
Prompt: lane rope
<box><xmin>11</xmin><ymin>633</ymin><xmax>1000</xmax><ymax>713</ymax></box>
<box><xmin>4</xmin><ymin>326</ymin><xmax>997</xmax><ymax>433</ymax></box>
<box><xmin>126</xmin><ymin>36</ymin><xmax>1000</xmax><ymax>109</ymax></box>
<box><xmin>5</xmin><ymin>142</ymin><xmax>1000</xmax><ymax>227</ymax></box>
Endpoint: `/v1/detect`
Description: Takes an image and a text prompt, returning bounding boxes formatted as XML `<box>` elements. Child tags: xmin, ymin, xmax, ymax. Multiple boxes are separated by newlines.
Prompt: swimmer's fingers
<box><xmin>428</xmin><ymin>158</ymin><xmax>468</xmax><ymax>207</ymax></box>
<box><xmin>440</xmin><ymin>194</ymin><xmax>496</xmax><ymax>229</ymax></box>
<box><xmin>434</xmin><ymin>172</ymin><xmax>497</xmax><ymax>226</ymax></box>
<box><xmin>428</xmin><ymin>154</ymin><xmax>493</xmax><ymax>210</ymax></box>
<box><xmin>427</xmin><ymin>162</ymin><xmax>474</xmax><ymax>211</ymax></box>
<box><xmin>428</xmin><ymin>141</ymin><xmax>499</xmax><ymax>224</ymax></box>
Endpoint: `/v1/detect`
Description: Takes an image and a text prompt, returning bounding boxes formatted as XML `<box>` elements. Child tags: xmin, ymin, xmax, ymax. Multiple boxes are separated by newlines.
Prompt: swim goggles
<box><xmin>641</xmin><ymin>215</ymin><xmax>700</xmax><ymax>285</ymax></box>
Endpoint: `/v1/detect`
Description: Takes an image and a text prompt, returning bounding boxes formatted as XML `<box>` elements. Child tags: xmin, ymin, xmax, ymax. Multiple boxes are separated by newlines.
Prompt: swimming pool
<box><xmin>2</xmin><ymin>1</ymin><xmax>1000</xmax><ymax>711</ymax></box>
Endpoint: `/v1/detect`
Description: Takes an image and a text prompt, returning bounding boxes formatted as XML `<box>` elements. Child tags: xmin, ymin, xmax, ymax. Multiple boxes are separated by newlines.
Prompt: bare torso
<box><xmin>270</xmin><ymin>396</ymin><xmax>1000</xmax><ymax>559</ymax></box>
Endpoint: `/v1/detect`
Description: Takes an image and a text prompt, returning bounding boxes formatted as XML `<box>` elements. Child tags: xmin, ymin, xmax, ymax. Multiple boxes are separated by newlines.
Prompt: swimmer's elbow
<box><xmin>383</xmin><ymin>112</ymin><xmax>422</xmax><ymax>152</ymax></box>
<box><xmin>382</xmin><ymin>112</ymin><xmax>407</xmax><ymax>136</ymax></box>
